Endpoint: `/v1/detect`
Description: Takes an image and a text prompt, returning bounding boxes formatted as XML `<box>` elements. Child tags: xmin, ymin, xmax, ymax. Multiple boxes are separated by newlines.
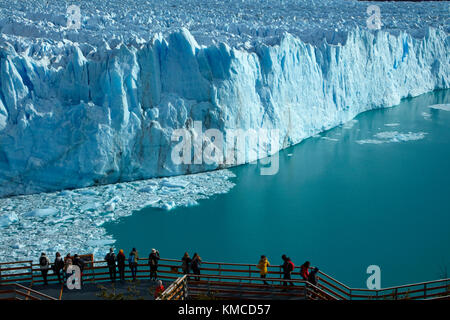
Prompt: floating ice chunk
<box><xmin>161</xmin><ymin>201</ymin><xmax>176</xmax><ymax>211</ymax></box>
<box><xmin>429</xmin><ymin>104</ymin><xmax>450</xmax><ymax>111</ymax></box>
<box><xmin>422</xmin><ymin>112</ymin><xmax>431</xmax><ymax>119</ymax></box>
<box><xmin>80</xmin><ymin>202</ymin><xmax>101</xmax><ymax>211</ymax></box>
<box><xmin>58</xmin><ymin>190</ymin><xmax>74</xmax><ymax>196</ymax></box>
<box><xmin>356</xmin><ymin>139</ymin><xmax>386</xmax><ymax>145</ymax></box>
<box><xmin>138</xmin><ymin>186</ymin><xmax>157</xmax><ymax>193</ymax></box>
<box><xmin>374</xmin><ymin>131</ymin><xmax>427</xmax><ymax>142</ymax></box>
<box><xmin>356</xmin><ymin>131</ymin><xmax>427</xmax><ymax>144</ymax></box>
<box><xmin>342</xmin><ymin>120</ymin><xmax>358</xmax><ymax>129</ymax></box>
<box><xmin>143</xmin><ymin>195</ymin><xmax>161</xmax><ymax>207</ymax></box>
<box><xmin>25</xmin><ymin>208</ymin><xmax>58</xmax><ymax>218</ymax></box>
<box><xmin>104</xmin><ymin>202</ymin><xmax>116</xmax><ymax>212</ymax></box>
<box><xmin>86</xmin><ymin>239</ymin><xmax>116</xmax><ymax>247</ymax></box>
<box><xmin>185</xmin><ymin>199</ymin><xmax>199</xmax><ymax>207</ymax></box>
<box><xmin>78</xmin><ymin>190</ymin><xmax>99</xmax><ymax>196</ymax></box>
<box><xmin>287</xmin><ymin>153</ymin><xmax>293</xmax><ymax>157</ymax></box>
<box><xmin>0</xmin><ymin>212</ymin><xmax>19</xmax><ymax>227</ymax></box>
<box><xmin>11</xmin><ymin>243</ymin><xmax>24</xmax><ymax>250</ymax></box>
<box><xmin>161</xmin><ymin>179</ymin><xmax>190</xmax><ymax>188</ymax></box>
<box><xmin>384</xmin><ymin>123</ymin><xmax>400</xmax><ymax>127</ymax></box>
<box><xmin>321</xmin><ymin>137</ymin><xmax>339</xmax><ymax>142</ymax></box>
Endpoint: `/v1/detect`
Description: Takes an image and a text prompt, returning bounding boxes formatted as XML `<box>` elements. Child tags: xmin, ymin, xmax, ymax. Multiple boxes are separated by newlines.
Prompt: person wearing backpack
<box><xmin>191</xmin><ymin>253</ymin><xmax>202</xmax><ymax>281</ymax></box>
<box><xmin>52</xmin><ymin>252</ymin><xmax>65</xmax><ymax>284</ymax></box>
<box><xmin>117</xmin><ymin>249</ymin><xmax>126</xmax><ymax>282</ymax></box>
<box><xmin>105</xmin><ymin>248</ymin><xmax>117</xmax><ymax>282</ymax></box>
<box><xmin>149</xmin><ymin>249</ymin><xmax>160</xmax><ymax>281</ymax></box>
<box><xmin>39</xmin><ymin>252</ymin><xmax>50</xmax><ymax>285</ymax></box>
<box><xmin>73</xmin><ymin>254</ymin><xmax>85</xmax><ymax>287</ymax></box>
<box><xmin>300</xmin><ymin>261</ymin><xmax>311</xmax><ymax>281</ymax></box>
<box><xmin>256</xmin><ymin>255</ymin><xmax>270</xmax><ymax>285</ymax></box>
<box><xmin>308</xmin><ymin>267</ymin><xmax>319</xmax><ymax>286</ymax></box>
<box><xmin>129</xmin><ymin>248</ymin><xmax>139</xmax><ymax>281</ymax></box>
<box><xmin>73</xmin><ymin>254</ymin><xmax>85</xmax><ymax>272</ymax></box>
<box><xmin>281</xmin><ymin>254</ymin><xmax>294</xmax><ymax>289</ymax></box>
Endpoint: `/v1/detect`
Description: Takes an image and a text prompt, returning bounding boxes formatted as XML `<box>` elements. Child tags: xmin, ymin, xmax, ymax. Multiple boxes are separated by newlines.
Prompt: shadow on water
<box><xmin>105</xmin><ymin>89</ymin><xmax>450</xmax><ymax>288</ymax></box>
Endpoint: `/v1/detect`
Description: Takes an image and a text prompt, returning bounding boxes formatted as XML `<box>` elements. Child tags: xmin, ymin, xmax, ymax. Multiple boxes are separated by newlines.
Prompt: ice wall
<box><xmin>0</xmin><ymin>27</ymin><xmax>448</xmax><ymax>197</ymax></box>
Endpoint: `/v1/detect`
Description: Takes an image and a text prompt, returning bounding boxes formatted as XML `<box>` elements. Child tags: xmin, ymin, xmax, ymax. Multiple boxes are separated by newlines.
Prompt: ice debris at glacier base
<box><xmin>0</xmin><ymin>169</ymin><xmax>235</xmax><ymax>263</ymax></box>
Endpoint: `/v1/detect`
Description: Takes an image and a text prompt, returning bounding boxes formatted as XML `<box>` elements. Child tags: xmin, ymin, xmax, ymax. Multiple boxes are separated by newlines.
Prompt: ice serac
<box><xmin>0</xmin><ymin>27</ymin><xmax>449</xmax><ymax>197</ymax></box>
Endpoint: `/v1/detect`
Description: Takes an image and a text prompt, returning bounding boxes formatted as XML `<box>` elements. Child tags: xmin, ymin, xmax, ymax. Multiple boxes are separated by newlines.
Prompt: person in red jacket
<box><xmin>281</xmin><ymin>255</ymin><xmax>295</xmax><ymax>289</ymax></box>
<box><xmin>154</xmin><ymin>280</ymin><xmax>165</xmax><ymax>299</ymax></box>
<box><xmin>300</xmin><ymin>261</ymin><xmax>311</xmax><ymax>280</ymax></box>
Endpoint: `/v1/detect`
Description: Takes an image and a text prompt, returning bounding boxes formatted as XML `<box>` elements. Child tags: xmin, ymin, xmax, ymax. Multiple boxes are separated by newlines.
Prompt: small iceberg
<box><xmin>24</xmin><ymin>208</ymin><xmax>58</xmax><ymax>218</ymax></box>
<box><xmin>0</xmin><ymin>212</ymin><xmax>19</xmax><ymax>227</ymax></box>
<box><xmin>86</xmin><ymin>239</ymin><xmax>116</xmax><ymax>247</ymax></box>
<box><xmin>356</xmin><ymin>131</ymin><xmax>427</xmax><ymax>144</ymax></box>
<box><xmin>429</xmin><ymin>104</ymin><xmax>450</xmax><ymax>111</ymax></box>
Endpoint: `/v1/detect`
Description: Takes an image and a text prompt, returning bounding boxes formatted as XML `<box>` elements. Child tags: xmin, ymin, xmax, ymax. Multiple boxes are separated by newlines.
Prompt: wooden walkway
<box><xmin>1</xmin><ymin>258</ymin><xmax>449</xmax><ymax>300</ymax></box>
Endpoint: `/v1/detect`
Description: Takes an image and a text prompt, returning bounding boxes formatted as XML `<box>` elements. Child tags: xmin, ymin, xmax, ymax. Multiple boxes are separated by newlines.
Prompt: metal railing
<box><xmin>157</xmin><ymin>275</ymin><xmax>188</xmax><ymax>300</ymax></box>
<box><xmin>0</xmin><ymin>283</ymin><xmax>57</xmax><ymax>300</ymax></box>
<box><xmin>0</xmin><ymin>257</ymin><xmax>448</xmax><ymax>300</ymax></box>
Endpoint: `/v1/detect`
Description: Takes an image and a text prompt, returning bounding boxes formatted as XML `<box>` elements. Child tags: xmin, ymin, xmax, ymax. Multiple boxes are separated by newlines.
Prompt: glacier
<box><xmin>0</xmin><ymin>0</ymin><xmax>449</xmax><ymax>198</ymax></box>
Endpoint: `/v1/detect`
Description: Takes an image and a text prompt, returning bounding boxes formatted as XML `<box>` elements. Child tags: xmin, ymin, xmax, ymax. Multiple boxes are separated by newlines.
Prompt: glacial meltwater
<box><xmin>105</xmin><ymin>90</ymin><xmax>450</xmax><ymax>288</ymax></box>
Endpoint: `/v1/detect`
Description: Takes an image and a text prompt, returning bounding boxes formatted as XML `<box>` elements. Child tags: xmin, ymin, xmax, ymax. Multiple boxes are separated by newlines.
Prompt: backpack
<box><xmin>128</xmin><ymin>254</ymin><xmax>134</xmax><ymax>265</ymax></box>
<box><xmin>39</xmin><ymin>256</ymin><xmax>48</xmax><ymax>267</ymax></box>
<box><xmin>288</xmin><ymin>261</ymin><xmax>295</xmax><ymax>272</ymax></box>
<box><xmin>106</xmin><ymin>253</ymin><xmax>115</xmax><ymax>264</ymax></box>
<box><xmin>55</xmin><ymin>258</ymin><xmax>64</xmax><ymax>269</ymax></box>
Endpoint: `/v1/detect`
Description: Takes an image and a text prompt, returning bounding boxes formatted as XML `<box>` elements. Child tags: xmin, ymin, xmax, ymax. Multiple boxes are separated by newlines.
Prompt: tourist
<box><xmin>117</xmin><ymin>249</ymin><xmax>126</xmax><ymax>281</ymax></box>
<box><xmin>154</xmin><ymin>280</ymin><xmax>165</xmax><ymax>299</ymax></box>
<box><xmin>73</xmin><ymin>254</ymin><xmax>85</xmax><ymax>272</ymax></box>
<box><xmin>129</xmin><ymin>248</ymin><xmax>139</xmax><ymax>281</ymax></box>
<box><xmin>181</xmin><ymin>252</ymin><xmax>192</xmax><ymax>274</ymax></box>
<box><xmin>300</xmin><ymin>261</ymin><xmax>310</xmax><ymax>281</ymax></box>
<box><xmin>256</xmin><ymin>255</ymin><xmax>270</xmax><ymax>285</ymax></box>
<box><xmin>149</xmin><ymin>248</ymin><xmax>160</xmax><ymax>281</ymax></box>
<box><xmin>191</xmin><ymin>253</ymin><xmax>202</xmax><ymax>281</ymax></box>
<box><xmin>308</xmin><ymin>267</ymin><xmax>319</xmax><ymax>286</ymax></box>
<box><xmin>105</xmin><ymin>248</ymin><xmax>117</xmax><ymax>282</ymax></box>
<box><xmin>52</xmin><ymin>252</ymin><xmax>64</xmax><ymax>284</ymax></box>
<box><xmin>39</xmin><ymin>252</ymin><xmax>50</xmax><ymax>285</ymax></box>
<box><xmin>281</xmin><ymin>254</ymin><xmax>295</xmax><ymax>289</ymax></box>
<box><xmin>73</xmin><ymin>254</ymin><xmax>85</xmax><ymax>286</ymax></box>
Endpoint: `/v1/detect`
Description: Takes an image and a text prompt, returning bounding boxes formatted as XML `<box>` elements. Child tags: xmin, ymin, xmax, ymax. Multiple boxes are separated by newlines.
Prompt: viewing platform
<box><xmin>0</xmin><ymin>258</ymin><xmax>449</xmax><ymax>300</ymax></box>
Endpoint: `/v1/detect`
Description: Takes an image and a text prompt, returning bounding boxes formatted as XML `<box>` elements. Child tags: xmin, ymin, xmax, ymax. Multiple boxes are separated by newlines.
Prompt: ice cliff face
<box><xmin>0</xmin><ymin>25</ymin><xmax>448</xmax><ymax>196</ymax></box>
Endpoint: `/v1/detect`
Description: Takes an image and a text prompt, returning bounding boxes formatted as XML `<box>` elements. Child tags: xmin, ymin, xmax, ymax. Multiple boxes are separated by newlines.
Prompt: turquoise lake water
<box><xmin>106</xmin><ymin>89</ymin><xmax>450</xmax><ymax>288</ymax></box>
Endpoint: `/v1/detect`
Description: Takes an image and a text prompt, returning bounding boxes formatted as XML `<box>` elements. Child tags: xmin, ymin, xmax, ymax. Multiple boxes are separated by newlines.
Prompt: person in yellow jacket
<box><xmin>257</xmin><ymin>255</ymin><xmax>270</xmax><ymax>285</ymax></box>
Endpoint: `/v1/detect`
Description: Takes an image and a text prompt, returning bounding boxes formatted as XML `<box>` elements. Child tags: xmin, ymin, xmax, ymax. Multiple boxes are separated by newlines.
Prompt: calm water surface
<box><xmin>106</xmin><ymin>90</ymin><xmax>450</xmax><ymax>288</ymax></box>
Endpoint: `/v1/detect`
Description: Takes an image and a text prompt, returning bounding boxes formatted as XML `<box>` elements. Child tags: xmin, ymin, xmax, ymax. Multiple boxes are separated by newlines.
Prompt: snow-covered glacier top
<box><xmin>1</xmin><ymin>0</ymin><xmax>449</xmax><ymax>53</ymax></box>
